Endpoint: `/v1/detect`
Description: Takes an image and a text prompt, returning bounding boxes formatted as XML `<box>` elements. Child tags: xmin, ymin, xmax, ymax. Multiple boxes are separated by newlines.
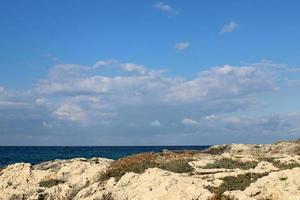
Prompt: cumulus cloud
<box><xmin>36</xmin><ymin>97</ymin><xmax>49</xmax><ymax>106</ymax></box>
<box><xmin>154</xmin><ymin>2</ymin><xmax>175</xmax><ymax>13</ymax></box>
<box><xmin>182</xmin><ymin>118</ymin><xmax>200</xmax><ymax>126</ymax></box>
<box><xmin>37</xmin><ymin>61</ymin><xmax>167</xmax><ymax>96</ymax></box>
<box><xmin>93</xmin><ymin>60</ymin><xmax>116</xmax><ymax>69</ymax></box>
<box><xmin>35</xmin><ymin>61</ymin><xmax>279</xmax><ymax>125</ymax></box>
<box><xmin>165</xmin><ymin>65</ymin><xmax>275</xmax><ymax>103</ymax></box>
<box><xmin>221</xmin><ymin>21</ymin><xmax>238</xmax><ymax>33</ymax></box>
<box><xmin>121</xmin><ymin>63</ymin><xmax>147</xmax><ymax>74</ymax></box>
<box><xmin>53</xmin><ymin>103</ymin><xmax>87</xmax><ymax>122</ymax></box>
<box><xmin>204</xmin><ymin>115</ymin><xmax>218</xmax><ymax>120</ymax></box>
<box><xmin>1</xmin><ymin>60</ymin><xmax>299</xmax><ymax>145</ymax></box>
<box><xmin>174</xmin><ymin>42</ymin><xmax>190</xmax><ymax>51</ymax></box>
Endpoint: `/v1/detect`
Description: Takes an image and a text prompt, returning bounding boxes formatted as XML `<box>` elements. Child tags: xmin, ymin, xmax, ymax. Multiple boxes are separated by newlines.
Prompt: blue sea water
<box><xmin>0</xmin><ymin>146</ymin><xmax>210</xmax><ymax>167</ymax></box>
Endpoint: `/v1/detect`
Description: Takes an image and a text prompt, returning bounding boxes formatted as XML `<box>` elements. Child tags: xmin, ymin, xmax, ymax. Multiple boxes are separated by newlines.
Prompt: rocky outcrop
<box><xmin>0</xmin><ymin>140</ymin><xmax>300</xmax><ymax>200</ymax></box>
<box><xmin>80</xmin><ymin>168</ymin><xmax>213</xmax><ymax>200</ymax></box>
<box><xmin>0</xmin><ymin>158</ymin><xmax>112</xmax><ymax>200</ymax></box>
<box><xmin>224</xmin><ymin>168</ymin><xmax>300</xmax><ymax>200</ymax></box>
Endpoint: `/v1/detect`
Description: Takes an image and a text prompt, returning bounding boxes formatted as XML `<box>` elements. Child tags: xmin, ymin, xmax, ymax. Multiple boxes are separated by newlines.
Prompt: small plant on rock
<box><xmin>39</xmin><ymin>179</ymin><xmax>65</xmax><ymax>188</ymax></box>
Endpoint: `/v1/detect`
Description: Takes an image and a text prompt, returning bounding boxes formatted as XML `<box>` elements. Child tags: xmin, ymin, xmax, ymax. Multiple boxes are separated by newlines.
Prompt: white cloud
<box><xmin>36</xmin><ymin>97</ymin><xmax>48</xmax><ymax>106</ymax></box>
<box><xmin>174</xmin><ymin>42</ymin><xmax>190</xmax><ymax>51</ymax></box>
<box><xmin>93</xmin><ymin>60</ymin><xmax>116</xmax><ymax>69</ymax></box>
<box><xmin>121</xmin><ymin>63</ymin><xmax>147</xmax><ymax>74</ymax></box>
<box><xmin>35</xmin><ymin>60</ymin><xmax>280</xmax><ymax>126</ymax></box>
<box><xmin>204</xmin><ymin>115</ymin><xmax>218</xmax><ymax>120</ymax></box>
<box><xmin>165</xmin><ymin>64</ymin><xmax>275</xmax><ymax>103</ymax></box>
<box><xmin>155</xmin><ymin>2</ymin><xmax>175</xmax><ymax>13</ymax></box>
<box><xmin>37</xmin><ymin>61</ymin><xmax>167</xmax><ymax>95</ymax></box>
<box><xmin>182</xmin><ymin>118</ymin><xmax>199</xmax><ymax>126</ymax></box>
<box><xmin>53</xmin><ymin>104</ymin><xmax>87</xmax><ymax>122</ymax></box>
<box><xmin>221</xmin><ymin>21</ymin><xmax>238</xmax><ymax>33</ymax></box>
<box><xmin>40</xmin><ymin>62</ymin><xmax>275</xmax><ymax>105</ymax></box>
<box><xmin>1</xmin><ymin>60</ymin><xmax>300</xmax><ymax>144</ymax></box>
<box><xmin>151</xmin><ymin>120</ymin><xmax>160</xmax><ymax>127</ymax></box>
<box><xmin>182</xmin><ymin>113</ymin><xmax>300</xmax><ymax>137</ymax></box>
<box><xmin>0</xmin><ymin>87</ymin><xmax>33</xmax><ymax>109</ymax></box>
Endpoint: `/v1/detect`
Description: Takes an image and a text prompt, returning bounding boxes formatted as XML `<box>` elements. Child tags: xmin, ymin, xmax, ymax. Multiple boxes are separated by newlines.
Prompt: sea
<box><xmin>0</xmin><ymin>146</ymin><xmax>210</xmax><ymax>167</ymax></box>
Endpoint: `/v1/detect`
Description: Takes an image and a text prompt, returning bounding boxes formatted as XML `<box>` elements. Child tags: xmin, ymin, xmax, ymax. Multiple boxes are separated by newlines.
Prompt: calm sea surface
<box><xmin>0</xmin><ymin>146</ymin><xmax>210</xmax><ymax>167</ymax></box>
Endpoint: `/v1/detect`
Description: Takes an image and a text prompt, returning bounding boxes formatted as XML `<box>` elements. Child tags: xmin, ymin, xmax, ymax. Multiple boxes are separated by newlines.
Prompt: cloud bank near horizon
<box><xmin>0</xmin><ymin>60</ymin><xmax>300</xmax><ymax>145</ymax></box>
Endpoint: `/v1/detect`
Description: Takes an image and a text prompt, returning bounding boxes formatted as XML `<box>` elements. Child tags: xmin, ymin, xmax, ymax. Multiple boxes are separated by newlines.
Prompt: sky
<box><xmin>0</xmin><ymin>0</ymin><xmax>300</xmax><ymax>145</ymax></box>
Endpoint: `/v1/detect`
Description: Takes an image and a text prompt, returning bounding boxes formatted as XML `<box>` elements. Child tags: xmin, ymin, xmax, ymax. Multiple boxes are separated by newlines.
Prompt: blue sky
<box><xmin>0</xmin><ymin>0</ymin><xmax>300</xmax><ymax>145</ymax></box>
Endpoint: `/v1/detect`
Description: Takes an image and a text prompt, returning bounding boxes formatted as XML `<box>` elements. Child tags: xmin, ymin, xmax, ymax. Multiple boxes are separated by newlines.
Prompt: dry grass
<box><xmin>203</xmin><ymin>158</ymin><xmax>258</xmax><ymax>170</ymax></box>
<box><xmin>99</xmin><ymin>152</ymin><xmax>195</xmax><ymax>181</ymax></box>
<box><xmin>39</xmin><ymin>179</ymin><xmax>65</xmax><ymax>188</ymax></box>
<box><xmin>101</xmin><ymin>192</ymin><xmax>114</xmax><ymax>200</ymax></box>
<box><xmin>99</xmin><ymin>153</ymin><xmax>157</xmax><ymax>181</ymax></box>
<box><xmin>274</xmin><ymin>139</ymin><xmax>300</xmax><ymax>145</ymax></box>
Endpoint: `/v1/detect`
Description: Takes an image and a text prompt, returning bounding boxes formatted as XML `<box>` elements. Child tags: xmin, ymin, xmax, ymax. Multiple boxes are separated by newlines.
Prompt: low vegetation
<box><xmin>39</xmin><ymin>179</ymin><xmax>65</xmax><ymax>188</ymax></box>
<box><xmin>206</xmin><ymin>173</ymin><xmax>268</xmax><ymax>200</ymax></box>
<box><xmin>274</xmin><ymin>139</ymin><xmax>300</xmax><ymax>144</ymax></box>
<box><xmin>203</xmin><ymin>158</ymin><xmax>258</xmax><ymax>170</ymax></box>
<box><xmin>279</xmin><ymin>177</ymin><xmax>287</xmax><ymax>181</ymax></box>
<box><xmin>159</xmin><ymin>159</ymin><xmax>193</xmax><ymax>173</ymax></box>
<box><xmin>101</xmin><ymin>192</ymin><xmax>114</xmax><ymax>200</ymax></box>
<box><xmin>295</xmin><ymin>146</ymin><xmax>300</xmax><ymax>155</ymax></box>
<box><xmin>259</xmin><ymin>157</ymin><xmax>300</xmax><ymax>169</ymax></box>
<box><xmin>99</xmin><ymin>152</ymin><xmax>194</xmax><ymax>181</ymax></box>
<box><xmin>99</xmin><ymin>153</ymin><xmax>157</xmax><ymax>181</ymax></box>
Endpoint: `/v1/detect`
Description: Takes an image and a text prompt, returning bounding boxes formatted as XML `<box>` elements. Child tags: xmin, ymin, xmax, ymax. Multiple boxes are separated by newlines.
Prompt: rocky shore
<box><xmin>0</xmin><ymin>140</ymin><xmax>300</xmax><ymax>200</ymax></box>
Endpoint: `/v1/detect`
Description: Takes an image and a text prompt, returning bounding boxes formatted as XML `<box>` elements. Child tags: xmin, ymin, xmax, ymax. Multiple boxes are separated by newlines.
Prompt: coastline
<box><xmin>0</xmin><ymin>146</ymin><xmax>210</xmax><ymax>167</ymax></box>
<box><xmin>0</xmin><ymin>140</ymin><xmax>299</xmax><ymax>200</ymax></box>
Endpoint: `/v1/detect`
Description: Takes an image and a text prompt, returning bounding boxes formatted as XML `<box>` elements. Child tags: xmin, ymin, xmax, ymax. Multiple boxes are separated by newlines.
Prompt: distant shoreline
<box><xmin>0</xmin><ymin>145</ymin><xmax>210</xmax><ymax>167</ymax></box>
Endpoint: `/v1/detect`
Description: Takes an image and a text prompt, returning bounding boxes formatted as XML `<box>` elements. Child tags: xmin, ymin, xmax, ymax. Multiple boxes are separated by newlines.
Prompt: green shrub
<box><xmin>203</xmin><ymin>158</ymin><xmax>258</xmax><ymax>170</ymax></box>
<box><xmin>159</xmin><ymin>159</ymin><xmax>193</xmax><ymax>173</ymax></box>
<box><xmin>206</xmin><ymin>173</ymin><xmax>268</xmax><ymax>200</ymax></box>
<box><xmin>259</xmin><ymin>157</ymin><xmax>300</xmax><ymax>169</ymax></box>
<box><xmin>219</xmin><ymin>173</ymin><xmax>268</xmax><ymax>192</ymax></box>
